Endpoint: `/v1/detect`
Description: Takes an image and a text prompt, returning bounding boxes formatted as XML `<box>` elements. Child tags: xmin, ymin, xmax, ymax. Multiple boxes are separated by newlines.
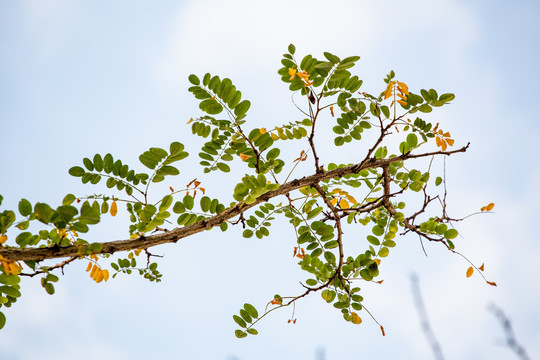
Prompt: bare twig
<box><xmin>411</xmin><ymin>274</ymin><xmax>445</xmax><ymax>360</ymax></box>
<box><xmin>488</xmin><ymin>303</ymin><xmax>531</xmax><ymax>360</ymax></box>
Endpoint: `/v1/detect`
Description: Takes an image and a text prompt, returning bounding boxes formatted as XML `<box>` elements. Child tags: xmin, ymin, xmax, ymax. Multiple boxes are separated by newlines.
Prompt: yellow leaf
<box><xmin>288</xmin><ymin>68</ymin><xmax>296</xmax><ymax>80</ymax></box>
<box><xmin>331</xmin><ymin>198</ymin><xmax>338</xmax><ymax>207</ymax></box>
<box><xmin>383</xmin><ymin>83</ymin><xmax>393</xmax><ymax>99</ymax></box>
<box><xmin>374</xmin><ymin>259</ymin><xmax>381</xmax><ymax>266</ymax></box>
<box><xmin>260</xmin><ymin>128</ymin><xmax>267</xmax><ymax>134</ymax></box>
<box><xmin>102</xmin><ymin>269</ymin><xmax>109</xmax><ymax>282</ymax></box>
<box><xmin>339</xmin><ymin>198</ymin><xmax>350</xmax><ymax>209</ymax></box>
<box><xmin>397</xmin><ymin>99</ymin><xmax>407</xmax><ymax>106</ymax></box>
<box><xmin>397</xmin><ymin>81</ymin><xmax>409</xmax><ymax>95</ymax></box>
<box><xmin>8</xmin><ymin>262</ymin><xmax>20</xmax><ymax>275</ymax></box>
<box><xmin>466</xmin><ymin>266</ymin><xmax>474</xmax><ymax>278</ymax></box>
<box><xmin>0</xmin><ymin>235</ymin><xmax>7</xmax><ymax>245</ymax></box>
<box><xmin>239</xmin><ymin>153</ymin><xmax>252</xmax><ymax>161</ymax></box>
<box><xmin>130</xmin><ymin>233</ymin><xmax>139</xmax><ymax>239</ymax></box>
<box><xmin>332</xmin><ymin>188</ymin><xmax>341</xmax><ymax>194</ymax></box>
<box><xmin>346</xmin><ymin>195</ymin><xmax>357</xmax><ymax>205</ymax></box>
<box><xmin>351</xmin><ymin>312</ymin><xmax>362</xmax><ymax>324</ymax></box>
<box><xmin>95</xmin><ymin>270</ymin><xmax>104</xmax><ymax>283</ymax></box>
<box><xmin>486</xmin><ymin>203</ymin><xmax>495</xmax><ymax>211</ymax></box>
<box><xmin>134</xmin><ymin>249</ymin><xmax>142</xmax><ymax>256</ymax></box>
<box><xmin>271</xmin><ymin>133</ymin><xmax>279</xmax><ymax>141</ymax></box>
<box><xmin>90</xmin><ymin>264</ymin><xmax>98</xmax><ymax>278</ymax></box>
<box><xmin>110</xmin><ymin>201</ymin><xmax>118</xmax><ymax>217</ymax></box>
<box><xmin>86</xmin><ymin>262</ymin><xmax>92</xmax><ymax>272</ymax></box>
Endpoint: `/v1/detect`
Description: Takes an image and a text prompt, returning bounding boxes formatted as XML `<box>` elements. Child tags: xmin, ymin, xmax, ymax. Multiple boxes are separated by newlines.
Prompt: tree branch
<box><xmin>0</xmin><ymin>145</ymin><xmax>469</xmax><ymax>262</ymax></box>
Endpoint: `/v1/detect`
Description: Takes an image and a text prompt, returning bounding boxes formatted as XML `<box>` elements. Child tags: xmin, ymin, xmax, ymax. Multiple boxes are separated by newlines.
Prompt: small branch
<box><xmin>488</xmin><ymin>303</ymin><xmax>531</xmax><ymax>360</ymax></box>
<box><xmin>411</xmin><ymin>274</ymin><xmax>445</xmax><ymax>360</ymax></box>
<box><xmin>19</xmin><ymin>256</ymin><xmax>78</xmax><ymax>277</ymax></box>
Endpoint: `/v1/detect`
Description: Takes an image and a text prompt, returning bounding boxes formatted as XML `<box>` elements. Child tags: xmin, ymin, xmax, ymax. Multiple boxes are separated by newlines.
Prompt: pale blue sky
<box><xmin>1</xmin><ymin>1</ymin><xmax>539</xmax><ymax>359</ymax></box>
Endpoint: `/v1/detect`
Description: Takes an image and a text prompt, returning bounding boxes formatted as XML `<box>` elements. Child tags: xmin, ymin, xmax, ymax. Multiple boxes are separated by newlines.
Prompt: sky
<box><xmin>1</xmin><ymin>0</ymin><xmax>539</xmax><ymax>359</ymax></box>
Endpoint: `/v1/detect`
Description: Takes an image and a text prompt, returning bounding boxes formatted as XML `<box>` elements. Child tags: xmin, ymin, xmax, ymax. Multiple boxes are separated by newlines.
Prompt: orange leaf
<box><xmin>330</xmin><ymin>198</ymin><xmax>338</xmax><ymax>207</ymax></box>
<box><xmin>297</xmin><ymin>70</ymin><xmax>309</xmax><ymax>81</ymax></box>
<box><xmin>397</xmin><ymin>81</ymin><xmax>409</xmax><ymax>95</ymax></box>
<box><xmin>397</xmin><ymin>100</ymin><xmax>407</xmax><ymax>106</ymax></box>
<box><xmin>374</xmin><ymin>259</ymin><xmax>381</xmax><ymax>266</ymax></box>
<box><xmin>479</xmin><ymin>263</ymin><xmax>485</xmax><ymax>271</ymax></box>
<box><xmin>443</xmin><ymin>132</ymin><xmax>450</xmax><ymax>138</ymax></box>
<box><xmin>259</xmin><ymin>128</ymin><xmax>267</xmax><ymax>134</ymax></box>
<box><xmin>194</xmin><ymin>180</ymin><xmax>201</xmax><ymax>187</ymax></box>
<box><xmin>330</xmin><ymin>106</ymin><xmax>334</xmax><ymax>117</ymax></box>
<box><xmin>445</xmin><ymin>138</ymin><xmax>455</xmax><ymax>146</ymax></box>
<box><xmin>0</xmin><ymin>235</ymin><xmax>7</xmax><ymax>245</ymax></box>
<box><xmin>346</xmin><ymin>195</ymin><xmax>357</xmax><ymax>204</ymax></box>
<box><xmin>486</xmin><ymin>281</ymin><xmax>497</xmax><ymax>287</ymax></box>
<box><xmin>187</xmin><ymin>118</ymin><xmax>194</xmax><ymax>124</ymax></box>
<box><xmin>441</xmin><ymin>140</ymin><xmax>447</xmax><ymax>151</ymax></box>
<box><xmin>466</xmin><ymin>266</ymin><xmax>474</xmax><ymax>278</ymax></box>
<box><xmin>239</xmin><ymin>153</ymin><xmax>252</xmax><ymax>161</ymax></box>
<box><xmin>380</xmin><ymin>326</ymin><xmax>386</xmax><ymax>336</ymax></box>
<box><xmin>432</xmin><ymin>123</ymin><xmax>439</xmax><ymax>133</ymax></box>
<box><xmin>110</xmin><ymin>201</ymin><xmax>118</xmax><ymax>217</ymax></box>
<box><xmin>86</xmin><ymin>262</ymin><xmax>92</xmax><ymax>272</ymax></box>
<box><xmin>170</xmin><ymin>186</ymin><xmax>174</xmax><ymax>192</ymax></box>
<box><xmin>376</xmin><ymin>280</ymin><xmax>384</xmax><ymax>284</ymax></box>
<box><xmin>435</xmin><ymin>136</ymin><xmax>443</xmax><ymax>148</ymax></box>
<box><xmin>486</xmin><ymin>203</ymin><xmax>495</xmax><ymax>211</ymax></box>
<box><xmin>293</xmin><ymin>319</ymin><xmax>297</xmax><ymax>324</ymax></box>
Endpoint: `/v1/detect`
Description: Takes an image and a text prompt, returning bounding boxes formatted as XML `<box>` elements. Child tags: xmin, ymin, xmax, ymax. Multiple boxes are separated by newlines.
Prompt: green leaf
<box><xmin>34</xmin><ymin>203</ymin><xmax>54</xmax><ymax>224</ymax></box>
<box><xmin>234</xmin><ymin>100</ymin><xmax>251</xmax><ymax>118</ymax></box>
<box><xmin>243</xmin><ymin>229</ymin><xmax>253</xmax><ymax>238</ymax></box>
<box><xmin>93</xmin><ymin>154</ymin><xmax>103</xmax><ymax>172</ymax></box>
<box><xmin>439</xmin><ymin>93</ymin><xmax>455</xmax><ymax>102</ymax></box>
<box><xmin>0</xmin><ymin>311</ymin><xmax>5</xmax><ymax>330</ymax></box>
<box><xmin>367</xmin><ymin>235</ymin><xmax>380</xmax><ymax>246</ymax></box>
<box><xmin>216</xmin><ymin>162</ymin><xmax>230</xmax><ymax>173</ymax></box>
<box><xmin>372</xmin><ymin>225</ymin><xmax>384</xmax><ymax>236</ymax></box>
<box><xmin>306</xmin><ymin>207</ymin><xmax>323</xmax><ymax>220</ymax></box>
<box><xmin>68</xmin><ymin>166</ymin><xmax>85</xmax><ymax>177</ymax></box>
<box><xmin>0</xmin><ymin>285</ymin><xmax>21</xmax><ymax>298</ymax></box>
<box><xmin>287</xmin><ymin>44</ymin><xmax>296</xmax><ymax>54</ymax></box>
<box><xmin>435</xmin><ymin>176</ymin><xmax>443</xmax><ymax>186</ymax></box>
<box><xmin>18</xmin><ymin>199</ymin><xmax>32</xmax><ymax>217</ymax></box>
<box><xmin>235</xmin><ymin>330</ymin><xmax>247</xmax><ymax>338</ymax></box>
<box><xmin>244</xmin><ymin>303</ymin><xmax>258</xmax><ymax>318</ymax></box>
<box><xmin>378</xmin><ymin>247</ymin><xmax>389</xmax><ymax>257</ymax></box>
<box><xmin>83</xmin><ymin>157</ymin><xmax>94</xmax><ymax>171</ymax></box>
<box><xmin>62</xmin><ymin>194</ymin><xmax>76</xmax><ymax>206</ymax></box>
<box><xmin>188</xmin><ymin>74</ymin><xmax>200</xmax><ymax>85</ymax></box>
<box><xmin>233</xmin><ymin>315</ymin><xmax>247</xmax><ymax>328</ymax></box>
<box><xmin>406</xmin><ymin>133</ymin><xmax>418</xmax><ymax>148</ymax></box>
<box><xmin>444</xmin><ymin>229</ymin><xmax>458</xmax><ymax>239</ymax></box>
<box><xmin>246</xmin><ymin>328</ymin><xmax>258</xmax><ymax>335</ymax></box>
